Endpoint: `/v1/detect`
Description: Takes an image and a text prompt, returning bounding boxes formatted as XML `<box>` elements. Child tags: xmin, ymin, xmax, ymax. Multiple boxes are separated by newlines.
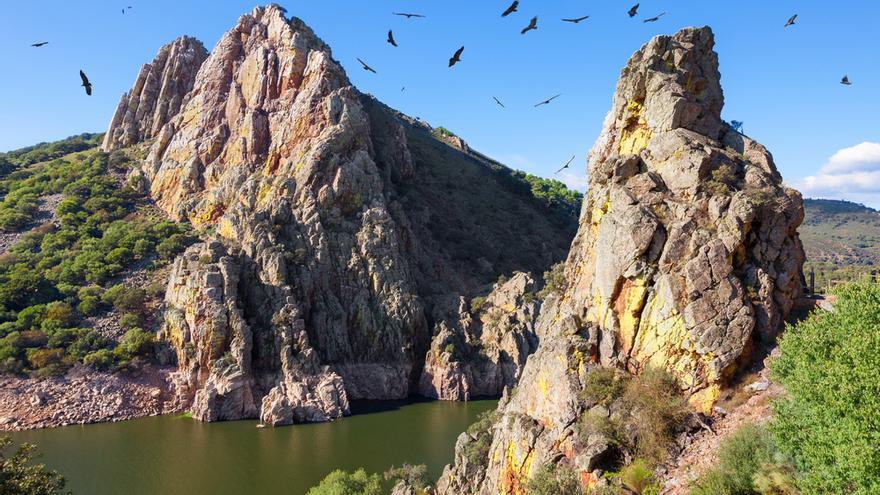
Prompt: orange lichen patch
<box><xmin>614</xmin><ymin>277</ymin><xmax>649</xmax><ymax>356</ymax></box>
<box><xmin>580</xmin><ymin>470</ymin><xmax>600</xmax><ymax>490</ymax></box>
<box><xmin>618</xmin><ymin>99</ymin><xmax>652</xmax><ymax>155</ymax></box>
<box><xmin>500</xmin><ymin>442</ymin><xmax>534</xmax><ymax>495</ymax></box>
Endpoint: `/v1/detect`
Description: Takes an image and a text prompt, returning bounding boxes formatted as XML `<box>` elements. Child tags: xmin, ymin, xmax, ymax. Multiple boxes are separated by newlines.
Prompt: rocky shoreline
<box><xmin>0</xmin><ymin>364</ymin><xmax>178</xmax><ymax>432</ymax></box>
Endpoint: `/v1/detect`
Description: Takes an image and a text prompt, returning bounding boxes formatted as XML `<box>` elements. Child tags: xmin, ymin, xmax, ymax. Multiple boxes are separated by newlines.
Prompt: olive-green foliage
<box><xmin>577</xmin><ymin>367</ymin><xmax>689</xmax><ymax>467</ymax></box>
<box><xmin>525</xmin><ymin>464</ymin><xmax>584</xmax><ymax>495</ymax></box>
<box><xmin>691</xmin><ymin>423</ymin><xmax>797</xmax><ymax>495</ymax></box>
<box><xmin>0</xmin><ymin>142</ymin><xmax>195</xmax><ymax>375</ymax></box>
<box><xmin>0</xmin><ymin>133</ymin><xmax>100</xmax><ymax>176</ymax></box>
<box><xmin>706</xmin><ymin>164</ymin><xmax>737</xmax><ymax>196</ymax></box>
<box><xmin>469</xmin><ymin>296</ymin><xmax>487</xmax><ymax>314</ymax></box>
<box><xmin>608</xmin><ymin>459</ymin><xmax>658</xmax><ymax>495</ymax></box>
<box><xmin>462</xmin><ymin>409</ymin><xmax>499</xmax><ymax>468</ymax></box>
<box><xmin>383</xmin><ymin>463</ymin><xmax>429</xmax><ymax>490</ymax></box>
<box><xmin>770</xmin><ymin>283</ymin><xmax>880</xmax><ymax>495</ymax></box>
<box><xmin>432</xmin><ymin>126</ymin><xmax>456</xmax><ymax>139</ymax></box>
<box><xmin>306</xmin><ymin>469</ymin><xmax>382</xmax><ymax>495</ymax></box>
<box><xmin>537</xmin><ymin>262</ymin><xmax>566</xmax><ymax>300</ymax></box>
<box><xmin>512</xmin><ymin>171</ymin><xmax>583</xmax><ymax>222</ymax></box>
<box><xmin>0</xmin><ymin>436</ymin><xmax>69</xmax><ymax>495</ymax></box>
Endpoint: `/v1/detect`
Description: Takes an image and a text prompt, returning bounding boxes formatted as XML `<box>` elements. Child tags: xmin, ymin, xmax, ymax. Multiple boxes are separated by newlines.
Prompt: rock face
<box><xmin>102</xmin><ymin>36</ymin><xmax>208</xmax><ymax>152</ymax></box>
<box><xmin>438</xmin><ymin>26</ymin><xmax>805</xmax><ymax>494</ymax></box>
<box><xmin>113</xmin><ymin>5</ymin><xmax>576</xmax><ymax>424</ymax></box>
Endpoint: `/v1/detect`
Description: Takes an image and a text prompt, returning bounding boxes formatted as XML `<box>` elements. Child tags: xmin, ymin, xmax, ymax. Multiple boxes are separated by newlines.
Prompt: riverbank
<box><xmin>0</xmin><ymin>363</ymin><xmax>177</xmax><ymax>431</ymax></box>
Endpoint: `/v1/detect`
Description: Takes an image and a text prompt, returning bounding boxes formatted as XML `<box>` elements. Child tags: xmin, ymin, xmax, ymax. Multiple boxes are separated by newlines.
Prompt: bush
<box><xmin>525</xmin><ymin>463</ymin><xmax>584</xmax><ymax>495</ymax></box>
<box><xmin>614</xmin><ymin>459</ymin><xmax>659</xmax><ymax>495</ymax></box>
<box><xmin>0</xmin><ymin>436</ymin><xmax>68</xmax><ymax>495</ymax></box>
<box><xmin>537</xmin><ymin>262</ymin><xmax>566</xmax><ymax>300</ymax></box>
<box><xmin>383</xmin><ymin>464</ymin><xmax>428</xmax><ymax>490</ymax></box>
<box><xmin>691</xmin><ymin>423</ymin><xmax>795</xmax><ymax>495</ymax></box>
<box><xmin>118</xmin><ymin>313</ymin><xmax>142</xmax><ymax>329</ymax></box>
<box><xmin>469</xmin><ymin>296</ymin><xmax>487</xmax><ymax>314</ymax></box>
<box><xmin>117</xmin><ymin>328</ymin><xmax>155</xmax><ymax>359</ymax></box>
<box><xmin>83</xmin><ymin>349</ymin><xmax>114</xmax><ymax>370</ymax></box>
<box><xmin>770</xmin><ymin>283</ymin><xmax>880</xmax><ymax>494</ymax></box>
<box><xmin>462</xmin><ymin>410</ymin><xmax>499</xmax><ymax>468</ymax></box>
<box><xmin>578</xmin><ymin>367</ymin><xmax>627</xmax><ymax>406</ymax></box>
<box><xmin>306</xmin><ymin>469</ymin><xmax>382</xmax><ymax>495</ymax></box>
<box><xmin>620</xmin><ymin>367</ymin><xmax>690</xmax><ymax>465</ymax></box>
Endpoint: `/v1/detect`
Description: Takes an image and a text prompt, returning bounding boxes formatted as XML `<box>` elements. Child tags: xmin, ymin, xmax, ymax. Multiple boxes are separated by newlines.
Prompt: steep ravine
<box><xmin>105</xmin><ymin>5</ymin><xmax>577</xmax><ymax>425</ymax></box>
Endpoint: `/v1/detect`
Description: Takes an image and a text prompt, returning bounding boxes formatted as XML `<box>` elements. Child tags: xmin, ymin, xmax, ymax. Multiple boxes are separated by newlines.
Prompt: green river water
<box><xmin>9</xmin><ymin>399</ymin><xmax>497</xmax><ymax>495</ymax></box>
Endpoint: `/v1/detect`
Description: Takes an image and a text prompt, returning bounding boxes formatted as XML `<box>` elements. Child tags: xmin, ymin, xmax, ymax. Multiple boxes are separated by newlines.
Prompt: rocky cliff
<box><xmin>102</xmin><ymin>36</ymin><xmax>208</xmax><ymax>152</ymax></box>
<box><xmin>106</xmin><ymin>5</ymin><xmax>576</xmax><ymax>424</ymax></box>
<box><xmin>438</xmin><ymin>26</ymin><xmax>805</xmax><ymax>494</ymax></box>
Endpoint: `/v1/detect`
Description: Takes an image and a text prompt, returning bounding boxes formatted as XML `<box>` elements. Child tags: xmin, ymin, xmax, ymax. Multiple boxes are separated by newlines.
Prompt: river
<box><xmin>9</xmin><ymin>399</ymin><xmax>497</xmax><ymax>495</ymax></box>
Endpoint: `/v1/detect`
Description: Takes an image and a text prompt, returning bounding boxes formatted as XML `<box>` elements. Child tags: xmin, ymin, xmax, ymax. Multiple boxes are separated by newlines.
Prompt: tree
<box><xmin>770</xmin><ymin>283</ymin><xmax>880</xmax><ymax>494</ymax></box>
<box><xmin>306</xmin><ymin>469</ymin><xmax>382</xmax><ymax>495</ymax></box>
<box><xmin>0</xmin><ymin>436</ymin><xmax>69</xmax><ymax>495</ymax></box>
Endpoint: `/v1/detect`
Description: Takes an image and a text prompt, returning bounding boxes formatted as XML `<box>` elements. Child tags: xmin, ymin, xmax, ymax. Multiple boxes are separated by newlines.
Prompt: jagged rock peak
<box><xmin>102</xmin><ymin>35</ymin><xmax>208</xmax><ymax>152</ymax></box>
<box><xmin>438</xmin><ymin>26</ymin><xmax>805</xmax><ymax>495</ymax></box>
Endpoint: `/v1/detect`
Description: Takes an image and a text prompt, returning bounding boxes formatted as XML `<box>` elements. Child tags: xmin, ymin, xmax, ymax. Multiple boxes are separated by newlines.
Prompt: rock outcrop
<box><xmin>102</xmin><ymin>36</ymin><xmax>208</xmax><ymax>152</ymax></box>
<box><xmin>438</xmin><ymin>26</ymin><xmax>805</xmax><ymax>494</ymax></box>
<box><xmin>110</xmin><ymin>5</ymin><xmax>576</xmax><ymax>424</ymax></box>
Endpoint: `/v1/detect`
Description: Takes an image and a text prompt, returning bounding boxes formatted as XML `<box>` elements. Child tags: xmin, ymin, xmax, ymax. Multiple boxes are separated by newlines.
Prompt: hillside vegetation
<box><xmin>0</xmin><ymin>140</ymin><xmax>194</xmax><ymax>376</ymax></box>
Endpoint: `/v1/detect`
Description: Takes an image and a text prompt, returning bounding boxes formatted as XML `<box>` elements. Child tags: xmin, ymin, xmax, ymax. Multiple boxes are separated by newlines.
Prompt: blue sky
<box><xmin>1</xmin><ymin>1</ymin><xmax>878</xmax><ymax>206</ymax></box>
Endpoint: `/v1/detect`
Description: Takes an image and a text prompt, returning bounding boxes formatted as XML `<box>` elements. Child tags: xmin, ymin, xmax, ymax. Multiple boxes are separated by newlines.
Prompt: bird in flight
<box><xmin>493</xmin><ymin>96</ymin><xmax>506</xmax><ymax>108</ymax></box>
<box><xmin>80</xmin><ymin>70</ymin><xmax>92</xmax><ymax>95</ymax></box>
<box><xmin>534</xmin><ymin>94</ymin><xmax>561</xmax><ymax>107</ymax></box>
<box><xmin>356</xmin><ymin>58</ymin><xmax>377</xmax><ymax>73</ymax></box>
<box><xmin>31</xmin><ymin>41</ymin><xmax>49</xmax><ymax>47</ymax></box>
<box><xmin>449</xmin><ymin>46</ymin><xmax>464</xmax><ymax>67</ymax></box>
<box><xmin>562</xmin><ymin>16</ymin><xmax>590</xmax><ymax>24</ymax></box>
<box><xmin>555</xmin><ymin>155</ymin><xmax>575</xmax><ymax>174</ymax></box>
<box><xmin>387</xmin><ymin>30</ymin><xmax>398</xmax><ymax>47</ymax></box>
<box><xmin>628</xmin><ymin>4</ymin><xmax>640</xmax><ymax>17</ymax></box>
<box><xmin>521</xmin><ymin>16</ymin><xmax>538</xmax><ymax>34</ymax></box>
<box><xmin>394</xmin><ymin>12</ymin><xmax>425</xmax><ymax>19</ymax></box>
<box><xmin>784</xmin><ymin>14</ymin><xmax>797</xmax><ymax>27</ymax></box>
<box><xmin>501</xmin><ymin>1</ymin><xmax>518</xmax><ymax>17</ymax></box>
<box><xmin>840</xmin><ymin>75</ymin><xmax>852</xmax><ymax>86</ymax></box>
<box><xmin>643</xmin><ymin>12</ymin><xmax>666</xmax><ymax>23</ymax></box>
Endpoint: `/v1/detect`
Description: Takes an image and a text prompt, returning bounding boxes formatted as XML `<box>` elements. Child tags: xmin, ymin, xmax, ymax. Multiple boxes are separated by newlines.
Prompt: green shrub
<box><xmin>462</xmin><ymin>410</ymin><xmax>499</xmax><ymax>468</ymax></box>
<box><xmin>770</xmin><ymin>283</ymin><xmax>880</xmax><ymax>494</ymax></box>
<box><xmin>118</xmin><ymin>313</ymin><xmax>142</xmax><ymax>329</ymax></box>
<box><xmin>83</xmin><ymin>349</ymin><xmax>114</xmax><ymax>370</ymax></box>
<box><xmin>117</xmin><ymin>328</ymin><xmax>155</xmax><ymax>359</ymax></box>
<box><xmin>470</xmin><ymin>296</ymin><xmax>488</xmax><ymax>314</ymax></box>
<box><xmin>525</xmin><ymin>463</ymin><xmax>584</xmax><ymax>495</ymax></box>
<box><xmin>383</xmin><ymin>464</ymin><xmax>428</xmax><ymax>490</ymax></box>
<box><xmin>537</xmin><ymin>262</ymin><xmax>566</xmax><ymax>300</ymax></box>
<box><xmin>614</xmin><ymin>459</ymin><xmax>658</xmax><ymax>495</ymax></box>
<box><xmin>621</xmin><ymin>367</ymin><xmax>690</xmax><ymax>465</ymax></box>
<box><xmin>0</xmin><ymin>436</ymin><xmax>68</xmax><ymax>495</ymax></box>
<box><xmin>578</xmin><ymin>367</ymin><xmax>627</xmax><ymax>406</ymax></box>
<box><xmin>306</xmin><ymin>469</ymin><xmax>382</xmax><ymax>495</ymax></box>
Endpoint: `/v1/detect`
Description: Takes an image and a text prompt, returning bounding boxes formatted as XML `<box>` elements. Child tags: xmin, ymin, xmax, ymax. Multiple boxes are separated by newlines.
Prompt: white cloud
<box><xmin>791</xmin><ymin>142</ymin><xmax>880</xmax><ymax>208</ymax></box>
<box><xmin>557</xmin><ymin>170</ymin><xmax>588</xmax><ymax>192</ymax></box>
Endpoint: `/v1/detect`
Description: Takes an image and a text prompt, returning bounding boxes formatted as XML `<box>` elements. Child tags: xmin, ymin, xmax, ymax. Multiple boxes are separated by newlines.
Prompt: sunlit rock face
<box><xmin>438</xmin><ymin>26</ymin><xmax>805</xmax><ymax>494</ymax></box>
<box><xmin>109</xmin><ymin>5</ymin><xmax>576</xmax><ymax>424</ymax></box>
<box><xmin>102</xmin><ymin>36</ymin><xmax>208</xmax><ymax>152</ymax></box>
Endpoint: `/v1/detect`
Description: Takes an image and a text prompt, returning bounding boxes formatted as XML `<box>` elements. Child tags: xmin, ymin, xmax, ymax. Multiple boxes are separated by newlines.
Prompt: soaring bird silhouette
<box><xmin>521</xmin><ymin>16</ymin><xmax>538</xmax><ymax>34</ymax></box>
<box><xmin>493</xmin><ymin>96</ymin><xmax>506</xmax><ymax>108</ymax></box>
<box><xmin>841</xmin><ymin>75</ymin><xmax>852</xmax><ymax>86</ymax></box>
<box><xmin>643</xmin><ymin>12</ymin><xmax>666</xmax><ymax>23</ymax></box>
<box><xmin>394</xmin><ymin>12</ymin><xmax>425</xmax><ymax>19</ymax></box>
<box><xmin>784</xmin><ymin>14</ymin><xmax>797</xmax><ymax>27</ymax></box>
<box><xmin>628</xmin><ymin>4</ymin><xmax>640</xmax><ymax>17</ymax></box>
<box><xmin>562</xmin><ymin>15</ymin><xmax>590</xmax><ymax>24</ymax></box>
<box><xmin>79</xmin><ymin>70</ymin><xmax>92</xmax><ymax>95</ymax></box>
<box><xmin>31</xmin><ymin>41</ymin><xmax>49</xmax><ymax>47</ymax></box>
<box><xmin>449</xmin><ymin>46</ymin><xmax>464</xmax><ymax>67</ymax></box>
<box><xmin>387</xmin><ymin>30</ymin><xmax>398</xmax><ymax>47</ymax></box>
<box><xmin>555</xmin><ymin>155</ymin><xmax>575</xmax><ymax>174</ymax></box>
<box><xmin>356</xmin><ymin>58</ymin><xmax>377</xmax><ymax>73</ymax></box>
<box><xmin>501</xmin><ymin>1</ymin><xmax>518</xmax><ymax>17</ymax></box>
<box><xmin>534</xmin><ymin>94</ymin><xmax>561</xmax><ymax>107</ymax></box>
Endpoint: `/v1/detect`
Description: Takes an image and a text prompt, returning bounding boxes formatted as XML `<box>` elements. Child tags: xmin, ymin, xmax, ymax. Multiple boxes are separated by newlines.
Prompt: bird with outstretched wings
<box><xmin>493</xmin><ymin>96</ymin><xmax>505</xmax><ymax>108</ymax></box>
<box><xmin>501</xmin><ymin>1</ymin><xmax>518</xmax><ymax>17</ymax></box>
<box><xmin>387</xmin><ymin>30</ymin><xmax>398</xmax><ymax>47</ymax></box>
<box><xmin>784</xmin><ymin>14</ymin><xmax>797</xmax><ymax>27</ymax></box>
<box><xmin>521</xmin><ymin>16</ymin><xmax>538</xmax><ymax>34</ymax></box>
<box><xmin>628</xmin><ymin>4</ymin><xmax>640</xmax><ymax>17</ymax></box>
<box><xmin>449</xmin><ymin>46</ymin><xmax>464</xmax><ymax>67</ymax></box>
<box><xmin>534</xmin><ymin>94</ymin><xmax>561</xmax><ymax>107</ymax></box>
<box><xmin>555</xmin><ymin>155</ymin><xmax>576</xmax><ymax>174</ymax></box>
<box><xmin>562</xmin><ymin>16</ymin><xmax>590</xmax><ymax>24</ymax></box>
<box><xmin>356</xmin><ymin>58</ymin><xmax>377</xmax><ymax>73</ymax></box>
<box><xmin>31</xmin><ymin>41</ymin><xmax>49</xmax><ymax>47</ymax></box>
<box><xmin>643</xmin><ymin>12</ymin><xmax>666</xmax><ymax>23</ymax></box>
<box><xmin>394</xmin><ymin>12</ymin><xmax>425</xmax><ymax>19</ymax></box>
<box><xmin>80</xmin><ymin>70</ymin><xmax>92</xmax><ymax>95</ymax></box>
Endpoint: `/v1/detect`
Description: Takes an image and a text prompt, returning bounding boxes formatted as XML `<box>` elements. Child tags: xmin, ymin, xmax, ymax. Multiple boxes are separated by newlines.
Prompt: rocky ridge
<box><xmin>438</xmin><ymin>26</ymin><xmax>805</xmax><ymax>494</ymax></box>
<box><xmin>107</xmin><ymin>5</ymin><xmax>576</xmax><ymax>425</ymax></box>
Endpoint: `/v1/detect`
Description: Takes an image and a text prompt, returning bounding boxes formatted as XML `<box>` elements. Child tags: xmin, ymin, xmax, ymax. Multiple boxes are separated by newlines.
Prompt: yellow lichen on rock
<box><xmin>618</xmin><ymin>99</ymin><xmax>652</xmax><ymax>155</ymax></box>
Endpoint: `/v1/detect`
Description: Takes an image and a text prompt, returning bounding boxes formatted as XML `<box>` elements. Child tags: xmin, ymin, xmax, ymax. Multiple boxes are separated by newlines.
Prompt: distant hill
<box><xmin>801</xmin><ymin>199</ymin><xmax>879</xmax><ymax>290</ymax></box>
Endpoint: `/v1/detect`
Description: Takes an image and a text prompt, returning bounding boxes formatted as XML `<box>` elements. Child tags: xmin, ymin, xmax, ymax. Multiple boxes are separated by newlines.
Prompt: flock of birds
<box><xmin>25</xmin><ymin>3</ymin><xmax>856</xmax><ymax>173</ymax></box>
